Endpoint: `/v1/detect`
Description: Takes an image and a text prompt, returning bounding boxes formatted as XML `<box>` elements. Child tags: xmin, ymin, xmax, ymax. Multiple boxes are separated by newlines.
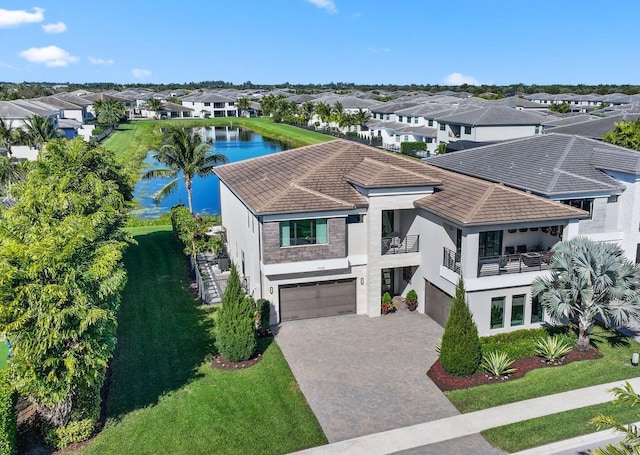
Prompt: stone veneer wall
<box><xmin>262</xmin><ymin>218</ymin><xmax>346</xmax><ymax>264</ymax></box>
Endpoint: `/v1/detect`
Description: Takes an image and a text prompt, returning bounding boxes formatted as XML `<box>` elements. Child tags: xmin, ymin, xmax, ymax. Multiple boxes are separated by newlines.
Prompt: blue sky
<box><xmin>0</xmin><ymin>0</ymin><xmax>638</xmax><ymax>86</ymax></box>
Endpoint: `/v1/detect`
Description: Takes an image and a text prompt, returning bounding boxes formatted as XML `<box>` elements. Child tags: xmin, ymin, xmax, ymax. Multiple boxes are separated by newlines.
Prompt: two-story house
<box><xmin>181</xmin><ymin>92</ymin><xmax>238</xmax><ymax>118</ymax></box>
<box><xmin>215</xmin><ymin>139</ymin><xmax>587</xmax><ymax>334</ymax></box>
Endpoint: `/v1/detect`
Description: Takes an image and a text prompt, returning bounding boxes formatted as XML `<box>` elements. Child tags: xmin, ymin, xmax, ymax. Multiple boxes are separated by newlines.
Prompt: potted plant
<box><xmin>381</xmin><ymin>292</ymin><xmax>395</xmax><ymax>314</ymax></box>
<box><xmin>499</xmin><ymin>255</ymin><xmax>508</xmax><ymax>269</ymax></box>
<box><xmin>405</xmin><ymin>289</ymin><xmax>418</xmax><ymax>311</ymax></box>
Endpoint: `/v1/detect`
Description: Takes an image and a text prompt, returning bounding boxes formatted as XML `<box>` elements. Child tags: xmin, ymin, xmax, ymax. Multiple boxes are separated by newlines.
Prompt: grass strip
<box><xmin>481</xmin><ymin>400</ymin><xmax>639</xmax><ymax>453</ymax></box>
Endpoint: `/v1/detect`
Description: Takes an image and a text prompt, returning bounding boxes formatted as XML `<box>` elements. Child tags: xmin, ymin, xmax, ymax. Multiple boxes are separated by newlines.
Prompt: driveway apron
<box><xmin>275</xmin><ymin>311</ymin><xmax>459</xmax><ymax>443</ymax></box>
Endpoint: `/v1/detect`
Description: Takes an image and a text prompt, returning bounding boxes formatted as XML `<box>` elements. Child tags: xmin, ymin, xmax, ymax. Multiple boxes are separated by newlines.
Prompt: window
<box><xmin>426</xmin><ymin>137</ymin><xmax>433</xmax><ymax>143</ymax></box>
<box><xmin>511</xmin><ymin>295</ymin><xmax>525</xmax><ymax>326</ymax></box>
<box><xmin>346</xmin><ymin>214</ymin><xmax>363</xmax><ymax>224</ymax></box>
<box><xmin>491</xmin><ymin>297</ymin><xmax>505</xmax><ymax>329</ymax></box>
<box><xmin>428</xmin><ymin>119</ymin><xmax>434</xmax><ymax>127</ymax></box>
<box><xmin>535</xmin><ymin>125</ymin><xmax>541</xmax><ymax>134</ymax></box>
<box><xmin>406</xmin><ymin>117</ymin><xmax>411</xmax><ymax>123</ymax></box>
<box><xmin>608</xmin><ymin>195</ymin><xmax>618</xmax><ymax>203</ymax></box>
<box><xmin>530</xmin><ymin>295</ymin><xmax>543</xmax><ymax>323</ymax></box>
<box><xmin>404</xmin><ymin>135</ymin><xmax>409</xmax><ymax>142</ymax></box>
<box><xmin>214</xmin><ymin>102</ymin><xmax>225</xmax><ymax>109</ymax></box>
<box><xmin>561</xmin><ymin>198</ymin><xmax>593</xmax><ymax>216</ymax></box>
<box><xmin>464</xmin><ymin>126</ymin><xmax>472</xmax><ymax>135</ymax></box>
<box><xmin>439</xmin><ymin>123</ymin><xmax>446</xmax><ymax>131</ymax></box>
<box><xmin>385</xmin><ymin>114</ymin><xmax>390</xmax><ymax>120</ymax></box>
<box><xmin>398</xmin><ymin>116</ymin><xmax>403</xmax><ymax>122</ymax></box>
<box><xmin>479</xmin><ymin>230</ymin><xmax>503</xmax><ymax>258</ymax></box>
<box><xmin>204</xmin><ymin>102</ymin><xmax>211</xmax><ymax>107</ymax></box>
<box><xmin>280</xmin><ymin>219</ymin><xmax>328</xmax><ymax>246</ymax></box>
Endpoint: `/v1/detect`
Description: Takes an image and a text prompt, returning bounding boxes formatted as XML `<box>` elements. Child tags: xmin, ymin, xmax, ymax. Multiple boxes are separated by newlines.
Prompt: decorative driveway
<box><xmin>274</xmin><ymin>310</ymin><xmax>460</xmax><ymax>443</ymax></box>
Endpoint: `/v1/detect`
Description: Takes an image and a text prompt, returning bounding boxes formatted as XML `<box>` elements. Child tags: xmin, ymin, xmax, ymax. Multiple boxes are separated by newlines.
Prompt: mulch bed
<box><xmin>211</xmin><ymin>352</ymin><xmax>263</xmax><ymax>370</ymax></box>
<box><xmin>427</xmin><ymin>347</ymin><xmax>603</xmax><ymax>392</ymax></box>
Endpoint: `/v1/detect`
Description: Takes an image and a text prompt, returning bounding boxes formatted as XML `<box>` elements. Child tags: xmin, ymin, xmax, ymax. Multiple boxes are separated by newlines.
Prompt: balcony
<box><xmin>478</xmin><ymin>250</ymin><xmax>553</xmax><ymax>277</ymax></box>
<box><xmin>442</xmin><ymin>247</ymin><xmax>461</xmax><ymax>274</ymax></box>
<box><xmin>381</xmin><ymin>235</ymin><xmax>419</xmax><ymax>255</ymax></box>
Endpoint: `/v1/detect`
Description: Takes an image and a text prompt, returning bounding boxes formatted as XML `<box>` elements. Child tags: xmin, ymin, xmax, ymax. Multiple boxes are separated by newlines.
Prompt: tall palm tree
<box><xmin>300</xmin><ymin>101</ymin><xmax>315</xmax><ymax>123</ymax></box>
<box><xmin>23</xmin><ymin>115</ymin><xmax>57</xmax><ymax>150</ymax></box>
<box><xmin>353</xmin><ymin>108</ymin><xmax>371</xmax><ymax>131</ymax></box>
<box><xmin>142</xmin><ymin>128</ymin><xmax>228</xmax><ymax>214</ymax></box>
<box><xmin>236</xmin><ymin>97</ymin><xmax>252</xmax><ymax>117</ymax></box>
<box><xmin>314</xmin><ymin>102</ymin><xmax>331</xmax><ymax>125</ymax></box>
<box><xmin>146</xmin><ymin>98</ymin><xmax>164</xmax><ymax>119</ymax></box>
<box><xmin>0</xmin><ymin>156</ymin><xmax>27</xmax><ymax>197</ymax></box>
<box><xmin>532</xmin><ymin>237</ymin><xmax>640</xmax><ymax>350</ymax></box>
<box><xmin>94</xmin><ymin>98</ymin><xmax>126</xmax><ymax>129</ymax></box>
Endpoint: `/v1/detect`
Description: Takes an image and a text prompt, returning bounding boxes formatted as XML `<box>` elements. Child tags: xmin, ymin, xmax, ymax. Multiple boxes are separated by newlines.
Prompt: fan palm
<box><xmin>146</xmin><ymin>98</ymin><xmax>164</xmax><ymax>119</ymax></box>
<box><xmin>142</xmin><ymin>128</ymin><xmax>228</xmax><ymax>214</ymax></box>
<box><xmin>532</xmin><ymin>237</ymin><xmax>640</xmax><ymax>350</ymax></box>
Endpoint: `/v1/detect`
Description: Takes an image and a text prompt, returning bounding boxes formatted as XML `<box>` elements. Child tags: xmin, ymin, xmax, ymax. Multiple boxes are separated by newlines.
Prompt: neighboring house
<box><xmin>215</xmin><ymin>139</ymin><xmax>587</xmax><ymax>335</ymax></box>
<box><xmin>181</xmin><ymin>92</ymin><xmax>238</xmax><ymax>118</ymax></box>
<box><xmin>543</xmin><ymin>112</ymin><xmax>640</xmax><ymax>140</ymax></box>
<box><xmin>81</xmin><ymin>93</ymin><xmax>136</xmax><ymax>119</ymax></box>
<box><xmin>36</xmin><ymin>95</ymin><xmax>88</xmax><ymax>123</ymax></box>
<box><xmin>142</xmin><ymin>101</ymin><xmax>194</xmax><ymax>119</ymax></box>
<box><xmin>434</xmin><ymin>105</ymin><xmax>545</xmax><ymax>144</ymax></box>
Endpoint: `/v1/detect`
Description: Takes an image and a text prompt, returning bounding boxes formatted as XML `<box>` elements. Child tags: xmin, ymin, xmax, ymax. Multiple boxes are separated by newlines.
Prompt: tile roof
<box><xmin>544</xmin><ymin>113</ymin><xmax>640</xmax><ymax>139</ymax></box>
<box><xmin>435</xmin><ymin>105</ymin><xmax>546</xmax><ymax>126</ymax></box>
<box><xmin>215</xmin><ymin>140</ymin><xmax>441</xmax><ymax>215</ymax></box>
<box><xmin>217</xmin><ymin>139</ymin><xmax>588</xmax><ymax>225</ymax></box>
<box><xmin>427</xmin><ymin>133</ymin><xmax>634</xmax><ymax>196</ymax></box>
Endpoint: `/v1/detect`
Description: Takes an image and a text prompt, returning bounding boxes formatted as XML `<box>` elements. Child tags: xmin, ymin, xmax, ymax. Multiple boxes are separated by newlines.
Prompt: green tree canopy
<box><xmin>532</xmin><ymin>237</ymin><xmax>640</xmax><ymax>350</ymax></box>
<box><xmin>603</xmin><ymin>118</ymin><xmax>640</xmax><ymax>152</ymax></box>
<box><xmin>0</xmin><ymin>137</ymin><xmax>133</xmax><ymax>436</ymax></box>
<box><xmin>23</xmin><ymin>115</ymin><xmax>58</xmax><ymax>150</ymax></box>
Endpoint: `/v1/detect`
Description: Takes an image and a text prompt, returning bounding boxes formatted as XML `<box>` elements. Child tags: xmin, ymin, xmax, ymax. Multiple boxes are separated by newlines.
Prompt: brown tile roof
<box><xmin>414</xmin><ymin>166</ymin><xmax>589</xmax><ymax>226</ymax></box>
<box><xmin>216</xmin><ymin>139</ymin><xmax>589</xmax><ymax>224</ymax></box>
<box><xmin>215</xmin><ymin>140</ymin><xmax>441</xmax><ymax>215</ymax></box>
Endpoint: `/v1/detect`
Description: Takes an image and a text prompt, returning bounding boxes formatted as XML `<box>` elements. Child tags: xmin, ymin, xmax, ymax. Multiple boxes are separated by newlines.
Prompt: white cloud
<box><xmin>443</xmin><ymin>72</ymin><xmax>481</xmax><ymax>86</ymax></box>
<box><xmin>306</xmin><ymin>0</ymin><xmax>337</xmax><ymax>14</ymax></box>
<box><xmin>19</xmin><ymin>45</ymin><xmax>78</xmax><ymax>67</ymax></box>
<box><xmin>42</xmin><ymin>21</ymin><xmax>67</xmax><ymax>33</ymax></box>
<box><xmin>89</xmin><ymin>56</ymin><xmax>114</xmax><ymax>65</ymax></box>
<box><xmin>0</xmin><ymin>7</ymin><xmax>44</xmax><ymax>28</ymax></box>
<box><xmin>132</xmin><ymin>68</ymin><xmax>151</xmax><ymax>79</ymax></box>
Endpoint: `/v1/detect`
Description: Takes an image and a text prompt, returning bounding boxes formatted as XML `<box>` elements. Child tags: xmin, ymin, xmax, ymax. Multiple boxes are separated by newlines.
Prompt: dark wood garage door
<box><xmin>425</xmin><ymin>279</ymin><xmax>453</xmax><ymax>327</ymax></box>
<box><xmin>279</xmin><ymin>279</ymin><xmax>356</xmax><ymax>321</ymax></box>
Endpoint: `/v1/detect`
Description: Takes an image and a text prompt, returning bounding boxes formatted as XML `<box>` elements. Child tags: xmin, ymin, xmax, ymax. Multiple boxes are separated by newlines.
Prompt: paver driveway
<box><xmin>275</xmin><ymin>310</ymin><xmax>459</xmax><ymax>443</ymax></box>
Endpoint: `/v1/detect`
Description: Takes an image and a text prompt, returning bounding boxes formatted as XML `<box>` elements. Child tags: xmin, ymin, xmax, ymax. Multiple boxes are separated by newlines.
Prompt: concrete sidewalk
<box><xmin>291</xmin><ymin>377</ymin><xmax>640</xmax><ymax>455</ymax></box>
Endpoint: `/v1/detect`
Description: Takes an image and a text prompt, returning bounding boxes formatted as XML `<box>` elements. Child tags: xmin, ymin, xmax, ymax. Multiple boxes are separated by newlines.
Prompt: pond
<box><xmin>132</xmin><ymin>126</ymin><xmax>286</xmax><ymax>217</ymax></box>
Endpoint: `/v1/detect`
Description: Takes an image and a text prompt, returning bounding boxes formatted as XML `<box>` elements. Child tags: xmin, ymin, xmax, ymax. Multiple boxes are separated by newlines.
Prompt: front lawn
<box><xmin>78</xmin><ymin>226</ymin><xmax>326</xmax><ymax>454</ymax></box>
<box><xmin>446</xmin><ymin>326</ymin><xmax>640</xmax><ymax>413</ymax></box>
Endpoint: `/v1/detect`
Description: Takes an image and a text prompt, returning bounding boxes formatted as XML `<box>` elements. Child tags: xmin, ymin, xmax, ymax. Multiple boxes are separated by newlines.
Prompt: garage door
<box><xmin>279</xmin><ymin>279</ymin><xmax>356</xmax><ymax>321</ymax></box>
<box><xmin>425</xmin><ymin>279</ymin><xmax>453</xmax><ymax>327</ymax></box>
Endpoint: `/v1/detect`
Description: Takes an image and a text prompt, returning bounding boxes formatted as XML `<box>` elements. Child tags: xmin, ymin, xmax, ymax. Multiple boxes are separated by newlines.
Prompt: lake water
<box><xmin>132</xmin><ymin>126</ymin><xmax>285</xmax><ymax>217</ymax></box>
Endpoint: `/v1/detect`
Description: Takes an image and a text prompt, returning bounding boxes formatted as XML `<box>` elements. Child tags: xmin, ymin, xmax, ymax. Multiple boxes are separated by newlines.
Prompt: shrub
<box><xmin>480</xmin><ymin>326</ymin><xmax>577</xmax><ymax>360</ymax></box>
<box><xmin>481</xmin><ymin>351</ymin><xmax>517</xmax><ymax>376</ymax></box>
<box><xmin>215</xmin><ymin>264</ymin><xmax>256</xmax><ymax>362</ymax></box>
<box><xmin>381</xmin><ymin>292</ymin><xmax>395</xmax><ymax>312</ymax></box>
<box><xmin>406</xmin><ymin>289</ymin><xmax>418</xmax><ymax>302</ymax></box>
<box><xmin>535</xmin><ymin>336</ymin><xmax>573</xmax><ymax>362</ymax></box>
<box><xmin>400</xmin><ymin>141</ymin><xmax>427</xmax><ymax>156</ymax></box>
<box><xmin>439</xmin><ymin>277</ymin><xmax>482</xmax><ymax>376</ymax></box>
<box><xmin>91</xmin><ymin>126</ymin><xmax>104</xmax><ymax>136</ymax></box>
<box><xmin>44</xmin><ymin>419</ymin><xmax>95</xmax><ymax>450</ymax></box>
<box><xmin>0</xmin><ymin>371</ymin><xmax>17</xmax><ymax>455</ymax></box>
<box><xmin>170</xmin><ymin>205</ymin><xmax>215</xmax><ymax>256</ymax></box>
<box><xmin>256</xmin><ymin>299</ymin><xmax>271</xmax><ymax>335</ymax></box>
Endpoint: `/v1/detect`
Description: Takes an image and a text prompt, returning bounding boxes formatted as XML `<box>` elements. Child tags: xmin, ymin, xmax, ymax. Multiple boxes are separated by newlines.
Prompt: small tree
<box><xmin>591</xmin><ymin>382</ymin><xmax>640</xmax><ymax>455</ymax></box>
<box><xmin>532</xmin><ymin>237</ymin><xmax>640</xmax><ymax>351</ymax></box>
<box><xmin>439</xmin><ymin>277</ymin><xmax>482</xmax><ymax>376</ymax></box>
<box><xmin>215</xmin><ymin>264</ymin><xmax>256</xmax><ymax>362</ymax></box>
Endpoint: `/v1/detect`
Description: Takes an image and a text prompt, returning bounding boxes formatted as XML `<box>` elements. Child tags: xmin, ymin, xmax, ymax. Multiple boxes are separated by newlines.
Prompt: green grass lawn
<box><xmin>482</xmin><ymin>400</ymin><xmax>640</xmax><ymax>453</ymax></box>
<box><xmin>446</xmin><ymin>327</ymin><xmax>640</xmax><ymax>413</ymax></box>
<box><xmin>77</xmin><ymin>226</ymin><xmax>327</xmax><ymax>455</ymax></box>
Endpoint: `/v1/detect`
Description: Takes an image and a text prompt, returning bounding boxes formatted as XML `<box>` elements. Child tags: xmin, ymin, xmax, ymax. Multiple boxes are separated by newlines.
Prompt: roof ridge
<box><xmin>252</xmin><ymin>140</ymin><xmax>348</xmax><ymax>212</ymax></box>
<box><xmin>290</xmin><ymin>182</ymin><xmax>354</xmax><ymax>208</ymax></box>
<box><xmin>465</xmin><ymin>184</ymin><xmax>494</xmax><ymax>222</ymax></box>
<box><xmin>545</xmin><ymin>135</ymin><xmax>576</xmax><ymax>193</ymax></box>
<box><xmin>554</xmin><ymin>168</ymin><xmax>621</xmax><ymax>190</ymax></box>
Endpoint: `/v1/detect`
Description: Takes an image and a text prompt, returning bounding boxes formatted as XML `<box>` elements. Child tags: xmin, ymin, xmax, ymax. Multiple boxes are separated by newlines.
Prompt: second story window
<box><xmin>561</xmin><ymin>198</ymin><xmax>593</xmax><ymax>217</ymax></box>
<box><xmin>464</xmin><ymin>126</ymin><xmax>472</xmax><ymax>135</ymax></box>
<box><xmin>280</xmin><ymin>219</ymin><xmax>328</xmax><ymax>246</ymax></box>
<box><xmin>428</xmin><ymin>119</ymin><xmax>434</xmax><ymax>127</ymax></box>
<box><xmin>439</xmin><ymin>123</ymin><xmax>446</xmax><ymax>131</ymax></box>
<box><xmin>204</xmin><ymin>102</ymin><xmax>211</xmax><ymax>106</ymax></box>
<box><xmin>398</xmin><ymin>116</ymin><xmax>403</xmax><ymax>122</ymax></box>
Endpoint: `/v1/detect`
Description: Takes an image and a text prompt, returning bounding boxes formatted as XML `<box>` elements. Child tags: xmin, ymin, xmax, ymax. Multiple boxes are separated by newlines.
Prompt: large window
<box><xmin>479</xmin><ymin>230</ymin><xmax>503</xmax><ymax>258</ymax></box>
<box><xmin>491</xmin><ymin>297</ymin><xmax>505</xmax><ymax>329</ymax></box>
<box><xmin>464</xmin><ymin>125</ymin><xmax>472</xmax><ymax>135</ymax></box>
<box><xmin>561</xmin><ymin>198</ymin><xmax>593</xmax><ymax>216</ymax></box>
<box><xmin>530</xmin><ymin>295</ymin><xmax>543</xmax><ymax>323</ymax></box>
<box><xmin>511</xmin><ymin>295</ymin><xmax>525</xmax><ymax>326</ymax></box>
<box><xmin>428</xmin><ymin>119</ymin><xmax>434</xmax><ymax>127</ymax></box>
<box><xmin>439</xmin><ymin>123</ymin><xmax>446</xmax><ymax>131</ymax></box>
<box><xmin>280</xmin><ymin>219</ymin><xmax>328</xmax><ymax>246</ymax></box>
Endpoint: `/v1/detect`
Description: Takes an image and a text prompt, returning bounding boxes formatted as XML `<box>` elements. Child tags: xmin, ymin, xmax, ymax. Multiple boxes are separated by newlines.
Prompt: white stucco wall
<box><xmin>474</xmin><ymin>125</ymin><xmax>539</xmax><ymax>142</ymax></box>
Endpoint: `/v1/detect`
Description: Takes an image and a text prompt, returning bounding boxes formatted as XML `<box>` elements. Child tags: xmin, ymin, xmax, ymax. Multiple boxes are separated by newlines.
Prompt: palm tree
<box><xmin>532</xmin><ymin>237</ymin><xmax>640</xmax><ymax>350</ymax></box>
<box><xmin>331</xmin><ymin>102</ymin><xmax>345</xmax><ymax>124</ymax></box>
<box><xmin>142</xmin><ymin>128</ymin><xmax>228</xmax><ymax>214</ymax></box>
<box><xmin>353</xmin><ymin>108</ymin><xmax>371</xmax><ymax>131</ymax></box>
<box><xmin>591</xmin><ymin>382</ymin><xmax>640</xmax><ymax>454</ymax></box>
<box><xmin>0</xmin><ymin>118</ymin><xmax>17</xmax><ymax>156</ymax></box>
<box><xmin>94</xmin><ymin>98</ymin><xmax>126</xmax><ymax>129</ymax></box>
<box><xmin>236</xmin><ymin>97</ymin><xmax>252</xmax><ymax>117</ymax></box>
<box><xmin>23</xmin><ymin>115</ymin><xmax>57</xmax><ymax>150</ymax></box>
<box><xmin>0</xmin><ymin>156</ymin><xmax>27</xmax><ymax>197</ymax></box>
<box><xmin>146</xmin><ymin>98</ymin><xmax>164</xmax><ymax>119</ymax></box>
<box><xmin>314</xmin><ymin>102</ymin><xmax>331</xmax><ymax>125</ymax></box>
<box><xmin>300</xmin><ymin>101</ymin><xmax>315</xmax><ymax>123</ymax></box>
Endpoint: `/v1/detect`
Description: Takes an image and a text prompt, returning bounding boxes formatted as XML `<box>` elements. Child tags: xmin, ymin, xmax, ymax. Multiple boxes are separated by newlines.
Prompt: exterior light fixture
<box><xmin>632</xmin><ymin>353</ymin><xmax>639</xmax><ymax>367</ymax></box>
<box><xmin>269</xmin><ymin>286</ymin><xmax>273</xmax><ymax>294</ymax></box>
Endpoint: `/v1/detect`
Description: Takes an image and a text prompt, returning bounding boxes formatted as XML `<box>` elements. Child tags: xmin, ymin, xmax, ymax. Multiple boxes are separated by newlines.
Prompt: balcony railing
<box><xmin>442</xmin><ymin>247</ymin><xmax>461</xmax><ymax>274</ymax></box>
<box><xmin>478</xmin><ymin>250</ymin><xmax>553</xmax><ymax>277</ymax></box>
<box><xmin>381</xmin><ymin>235</ymin><xmax>419</xmax><ymax>255</ymax></box>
